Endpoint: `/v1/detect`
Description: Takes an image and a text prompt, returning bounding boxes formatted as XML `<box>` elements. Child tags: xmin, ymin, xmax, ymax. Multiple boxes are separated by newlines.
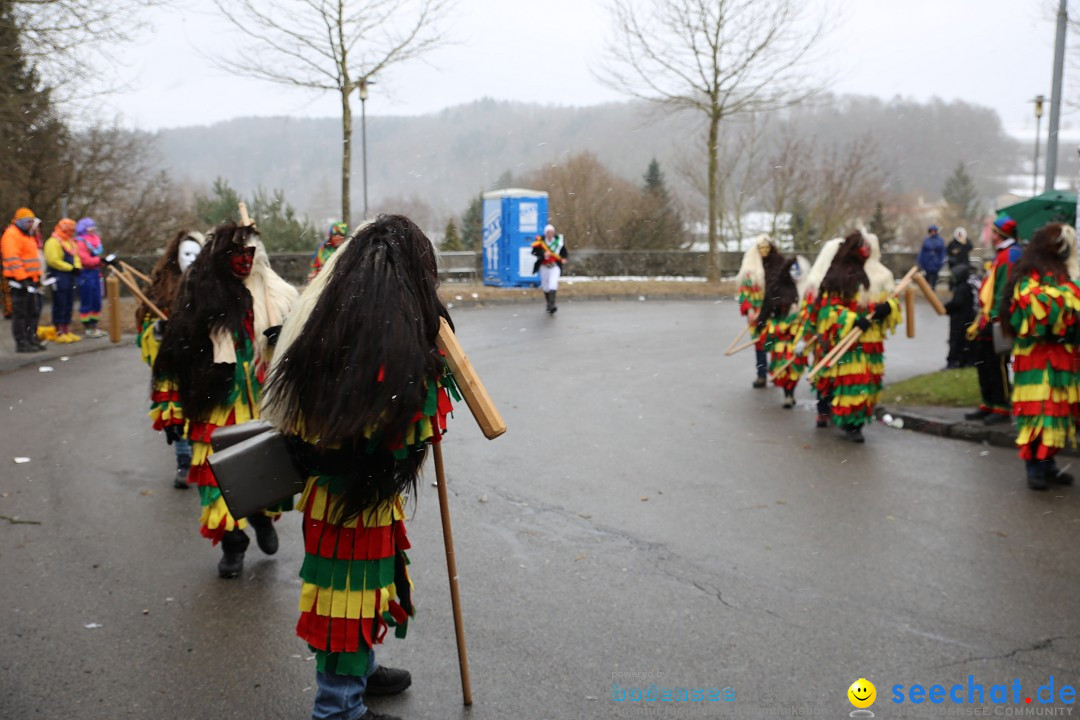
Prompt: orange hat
<box><xmin>12</xmin><ymin>207</ymin><xmax>34</xmax><ymax>222</ymax></box>
<box><xmin>54</xmin><ymin>218</ymin><xmax>76</xmax><ymax>239</ymax></box>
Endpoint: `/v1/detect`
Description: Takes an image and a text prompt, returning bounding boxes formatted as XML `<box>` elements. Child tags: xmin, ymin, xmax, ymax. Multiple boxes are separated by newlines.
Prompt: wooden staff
<box><xmin>723</xmin><ymin>323</ymin><xmax>750</xmax><ymax>355</ymax></box>
<box><xmin>430</xmin><ymin>317</ymin><xmax>507</xmax><ymax>706</ymax></box>
<box><xmin>912</xmin><ymin>272</ymin><xmax>947</xmax><ymax>315</ymax></box>
<box><xmin>807</xmin><ymin>266</ymin><xmax>920</xmax><ymax>379</ymax></box>
<box><xmin>108</xmin><ymin>265</ymin><xmax>167</xmax><ymax>321</ymax></box>
<box><xmin>905</xmin><ymin>287</ymin><xmax>916</xmax><ymax>338</ymax></box>
<box><xmin>106</xmin><ymin>275</ymin><xmax>121</xmax><ymax>343</ymax></box>
<box><xmin>119</xmin><ymin>261</ymin><xmax>151</xmax><ymax>285</ymax></box>
<box><xmin>432</xmin><ymin>441</ymin><xmax>471</xmax><ymax>706</ymax></box>
<box><xmin>726</xmin><ymin>335</ymin><xmax>759</xmax><ymax>356</ymax></box>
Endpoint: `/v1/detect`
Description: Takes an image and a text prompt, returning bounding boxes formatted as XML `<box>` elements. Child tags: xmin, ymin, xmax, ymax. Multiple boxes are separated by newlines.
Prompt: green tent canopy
<box><xmin>997</xmin><ymin>190</ymin><xmax>1077</xmax><ymax>241</ymax></box>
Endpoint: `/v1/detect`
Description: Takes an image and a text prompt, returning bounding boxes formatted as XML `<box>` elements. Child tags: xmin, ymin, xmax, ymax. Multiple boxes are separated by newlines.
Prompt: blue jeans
<box><xmin>173</xmin><ymin>437</ymin><xmax>191</xmax><ymax>469</ymax></box>
<box><xmin>313</xmin><ymin>651</ymin><xmax>378</xmax><ymax>720</ymax></box>
<box><xmin>754</xmin><ymin>348</ymin><xmax>767</xmax><ymax>378</ymax></box>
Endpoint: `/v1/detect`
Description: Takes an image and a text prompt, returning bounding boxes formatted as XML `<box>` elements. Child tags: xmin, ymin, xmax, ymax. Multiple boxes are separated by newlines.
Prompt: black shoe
<box><xmin>964</xmin><ymin>408</ymin><xmax>990</xmax><ymax>421</ymax></box>
<box><xmin>1047</xmin><ymin>468</ymin><xmax>1074</xmax><ymax>486</ymax></box>
<box><xmin>815</xmin><ymin>413</ymin><xmax>829</xmax><ymax>428</ymax></box>
<box><xmin>357</xmin><ymin>710</ymin><xmax>403</xmax><ymax>720</ymax></box>
<box><xmin>15</xmin><ymin>343</ymin><xmax>35</xmax><ymax>353</ymax></box>
<box><xmin>174</xmin><ymin>467</ymin><xmax>190</xmax><ymax>489</ymax></box>
<box><xmin>218</xmin><ymin>551</ymin><xmax>244</xmax><ymax>578</ymax></box>
<box><xmin>983</xmin><ymin>413</ymin><xmax>1010</xmax><ymax>426</ymax></box>
<box><xmin>782</xmin><ymin>395</ymin><xmax>795</xmax><ymax>409</ymax></box>
<box><xmin>248</xmin><ymin>515</ymin><xmax>279</xmax><ymax>555</ymax></box>
<box><xmin>846</xmin><ymin>426</ymin><xmax>865</xmax><ymax>444</ymax></box>
<box><xmin>365</xmin><ymin>666</ymin><xmax>412</xmax><ymax>697</ymax></box>
<box><xmin>1027</xmin><ymin>474</ymin><xmax>1050</xmax><ymax>491</ymax></box>
<box><xmin>752</xmin><ymin>376</ymin><xmax>767</xmax><ymax>389</ymax></box>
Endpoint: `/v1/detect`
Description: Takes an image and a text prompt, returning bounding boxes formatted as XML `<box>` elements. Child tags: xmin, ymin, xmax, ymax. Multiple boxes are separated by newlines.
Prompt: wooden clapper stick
<box><xmin>807</xmin><ymin>266</ymin><xmax>921</xmax><ymax>379</ymax></box>
<box><xmin>433</xmin><ymin>317</ymin><xmax>506</xmax><ymax>706</ymax></box>
<box><xmin>723</xmin><ymin>323</ymin><xmax>751</xmax><ymax>356</ymax></box>
<box><xmin>106</xmin><ymin>261</ymin><xmax>166</xmax><ymax>321</ymax></box>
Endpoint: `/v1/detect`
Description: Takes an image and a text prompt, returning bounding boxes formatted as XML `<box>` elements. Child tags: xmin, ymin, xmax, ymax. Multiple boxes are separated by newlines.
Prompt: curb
<box><xmin>0</xmin><ymin>334</ymin><xmax>136</xmax><ymax>376</ymax></box>
<box><xmin>874</xmin><ymin>405</ymin><xmax>1080</xmax><ymax>458</ymax></box>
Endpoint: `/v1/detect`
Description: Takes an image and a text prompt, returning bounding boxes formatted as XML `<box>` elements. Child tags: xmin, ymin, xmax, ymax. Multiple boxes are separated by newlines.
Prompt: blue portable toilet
<box><xmin>481</xmin><ymin>188</ymin><xmax>549</xmax><ymax>287</ymax></box>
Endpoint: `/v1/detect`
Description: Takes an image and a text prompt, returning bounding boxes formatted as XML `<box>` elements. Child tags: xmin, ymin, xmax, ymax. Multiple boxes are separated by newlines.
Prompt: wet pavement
<box><xmin>2</xmin><ymin>299</ymin><xmax>1078</xmax><ymax>720</ymax></box>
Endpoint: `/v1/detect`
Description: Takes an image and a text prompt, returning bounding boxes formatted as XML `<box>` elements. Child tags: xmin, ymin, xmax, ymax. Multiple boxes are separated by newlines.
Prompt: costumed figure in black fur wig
<box><xmin>262</xmin><ymin>215</ymin><xmax>460</xmax><ymax>720</ymax></box>
<box><xmin>998</xmin><ymin>223</ymin><xmax>1080</xmax><ymax>491</ymax></box>
<box><xmin>735</xmin><ymin>235</ymin><xmax>785</xmax><ymax>388</ymax></box>
<box><xmin>151</xmin><ymin>221</ymin><xmax>298</xmax><ymax>578</ymax></box>
<box><xmin>758</xmin><ymin>255</ymin><xmax>810</xmax><ymax>407</ymax></box>
<box><xmin>139</xmin><ymin>229</ymin><xmax>204</xmax><ymax>489</ymax></box>
<box><xmin>799</xmin><ymin>230</ymin><xmax>900</xmax><ymax>443</ymax></box>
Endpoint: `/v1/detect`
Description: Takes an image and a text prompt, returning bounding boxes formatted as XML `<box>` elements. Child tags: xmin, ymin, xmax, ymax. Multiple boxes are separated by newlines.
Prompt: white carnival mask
<box><xmin>178</xmin><ymin>239</ymin><xmax>202</xmax><ymax>272</ymax></box>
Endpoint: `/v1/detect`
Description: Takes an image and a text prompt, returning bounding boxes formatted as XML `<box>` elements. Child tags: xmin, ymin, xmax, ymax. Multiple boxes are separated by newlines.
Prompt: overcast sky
<box><xmin>107</xmin><ymin>0</ymin><xmax>1067</xmax><ymax>138</ymax></box>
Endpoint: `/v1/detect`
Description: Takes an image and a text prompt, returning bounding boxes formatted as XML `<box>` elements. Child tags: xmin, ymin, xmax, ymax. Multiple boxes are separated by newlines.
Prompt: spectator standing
<box><xmin>75</xmin><ymin>217</ymin><xmax>106</xmax><ymax>337</ymax></box>
<box><xmin>946</xmin><ymin>227</ymin><xmax>971</xmax><ymax>279</ymax></box>
<box><xmin>917</xmin><ymin>224</ymin><xmax>946</xmax><ymax>289</ymax></box>
<box><xmin>1</xmin><ymin>207</ymin><xmax>44</xmax><ymax>352</ymax></box>
<box><xmin>44</xmin><ymin>218</ymin><xmax>82</xmax><ymax>343</ymax></box>
<box><xmin>943</xmin><ymin>261</ymin><xmax>979</xmax><ymax>368</ymax></box>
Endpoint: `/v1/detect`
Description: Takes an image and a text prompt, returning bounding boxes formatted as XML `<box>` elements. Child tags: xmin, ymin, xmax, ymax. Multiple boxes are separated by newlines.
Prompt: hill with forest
<box><xmin>153</xmin><ymin>94</ymin><xmax>1021</xmax><ymax>228</ymax></box>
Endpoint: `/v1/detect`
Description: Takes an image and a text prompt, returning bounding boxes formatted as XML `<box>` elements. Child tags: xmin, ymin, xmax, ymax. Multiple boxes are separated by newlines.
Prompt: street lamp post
<box><xmin>1033</xmin><ymin>94</ymin><xmax>1045</xmax><ymax>196</ymax></box>
<box><xmin>359</xmin><ymin>78</ymin><xmax>373</xmax><ymax>218</ymax></box>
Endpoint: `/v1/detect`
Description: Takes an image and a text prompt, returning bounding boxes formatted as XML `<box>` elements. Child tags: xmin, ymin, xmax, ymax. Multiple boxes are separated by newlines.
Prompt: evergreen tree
<box><xmin>460</xmin><ymin>195</ymin><xmax>483</xmax><ymax>251</ymax></box>
<box><xmin>442</xmin><ymin>218</ymin><xmax>464</xmax><ymax>250</ymax></box>
<box><xmin>194</xmin><ymin>178</ymin><xmax>316</xmax><ymax>251</ymax></box>
<box><xmin>621</xmin><ymin>158</ymin><xmax>686</xmax><ymax>249</ymax></box>
<box><xmin>942</xmin><ymin>161</ymin><xmax>982</xmax><ymax>229</ymax></box>
<box><xmin>789</xmin><ymin>198</ymin><xmax>816</xmax><ymax>252</ymax></box>
<box><xmin>0</xmin><ymin>2</ymin><xmax>68</xmax><ymax>218</ymax></box>
<box><xmin>867</xmin><ymin>201</ymin><xmax>895</xmax><ymax>249</ymax></box>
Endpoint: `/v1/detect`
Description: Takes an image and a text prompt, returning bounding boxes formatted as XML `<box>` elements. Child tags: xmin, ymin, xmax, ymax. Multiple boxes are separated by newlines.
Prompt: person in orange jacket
<box><xmin>1</xmin><ymin>207</ymin><xmax>45</xmax><ymax>352</ymax></box>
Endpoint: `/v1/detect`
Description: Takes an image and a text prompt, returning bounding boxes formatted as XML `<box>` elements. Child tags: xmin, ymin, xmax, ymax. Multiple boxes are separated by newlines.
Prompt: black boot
<box><xmin>782</xmin><ymin>391</ymin><xmax>795</xmax><ymax>409</ymax></box>
<box><xmin>550</xmin><ymin>290</ymin><xmax>557</xmax><ymax>313</ymax></box>
<box><xmin>544</xmin><ymin>291</ymin><xmax>553</xmax><ymax>313</ymax></box>
<box><xmin>752</xmin><ymin>376</ymin><xmax>766</xmax><ymax>389</ymax></box>
<box><xmin>247</xmin><ymin>513</ymin><xmax>279</xmax><ymax>555</ymax></box>
<box><xmin>173</xmin><ymin>465</ymin><xmax>190</xmax><ymax>489</ymax></box>
<box><xmin>845</xmin><ymin>425</ymin><xmax>865</xmax><ymax>444</ymax></box>
<box><xmin>1047</xmin><ymin>463</ymin><xmax>1074</xmax><ymax>486</ymax></box>
<box><xmin>218</xmin><ymin>529</ymin><xmax>250</xmax><ymax>579</ymax></box>
<box><xmin>365</xmin><ymin>666</ymin><xmax>413</xmax><ymax>696</ymax></box>
<box><xmin>964</xmin><ymin>408</ymin><xmax>990</xmax><ymax>421</ymax></box>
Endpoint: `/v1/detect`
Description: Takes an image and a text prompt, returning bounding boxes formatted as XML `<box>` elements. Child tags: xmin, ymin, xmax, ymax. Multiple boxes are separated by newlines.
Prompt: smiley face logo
<box><xmin>848</xmin><ymin>678</ymin><xmax>876</xmax><ymax>708</ymax></box>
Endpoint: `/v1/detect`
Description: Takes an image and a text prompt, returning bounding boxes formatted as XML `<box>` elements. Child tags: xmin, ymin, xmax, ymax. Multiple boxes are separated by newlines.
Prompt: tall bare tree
<box><xmin>11</xmin><ymin>0</ymin><xmax>161</xmax><ymax>102</ymax></box>
<box><xmin>212</xmin><ymin>0</ymin><xmax>452</xmax><ymax>226</ymax></box>
<box><xmin>601</xmin><ymin>0</ymin><xmax>825</xmax><ymax>280</ymax></box>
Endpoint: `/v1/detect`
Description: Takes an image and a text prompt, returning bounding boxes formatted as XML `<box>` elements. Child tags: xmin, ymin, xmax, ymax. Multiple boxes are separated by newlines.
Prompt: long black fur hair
<box><xmin>998</xmin><ymin>222</ymin><xmax>1070</xmax><ymax>339</ymax></box>
<box><xmin>135</xmin><ymin>229</ymin><xmax>198</xmax><ymax>327</ymax></box>
<box><xmin>264</xmin><ymin>214</ymin><xmax>451</xmax><ymax>522</ymax></box>
<box><xmin>758</xmin><ymin>257</ymin><xmax>800</xmax><ymax>326</ymax></box>
<box><xmin>819</xmin><ymin>231</ymin><xmax>870</xmax><ymax>299</ymax></box>
<box><xmin>152</xmin><ymin>221</ymin><xmax>256</xmax><ymax>421</ymax></box>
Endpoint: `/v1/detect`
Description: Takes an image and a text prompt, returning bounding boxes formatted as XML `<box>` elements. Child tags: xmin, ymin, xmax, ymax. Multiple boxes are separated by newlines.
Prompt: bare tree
<box><xmin>12</xmin><ymin>0</ymin><xmax>161</xmax><ymax>102</ymax></box>
<box><xmin>211</xmin><ymin>0</ymin><xmax>453</xmax><ymax>226</ymax></box>
<box><xmin>601</xmin><ymin>0</ymin><xmax>825</xmax><ymax>280</ymax></box>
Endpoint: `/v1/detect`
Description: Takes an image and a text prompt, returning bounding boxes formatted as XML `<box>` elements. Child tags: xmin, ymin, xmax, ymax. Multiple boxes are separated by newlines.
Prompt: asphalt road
<box><xmin>1</xmin><ymin>299</ymin><xmax>1078</xmax><ymax>720</ymax></box>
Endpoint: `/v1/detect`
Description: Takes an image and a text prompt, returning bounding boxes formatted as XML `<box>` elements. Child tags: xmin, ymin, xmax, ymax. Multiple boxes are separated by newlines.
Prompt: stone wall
<box><xmin>120</xmin><ymin>249</ymin><xmax>934</xmax><ymax>286</ymax></box>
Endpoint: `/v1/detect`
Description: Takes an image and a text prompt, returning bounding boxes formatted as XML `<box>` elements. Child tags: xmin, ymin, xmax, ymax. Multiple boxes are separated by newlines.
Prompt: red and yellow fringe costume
<box><xmin>150</xmin><ymin>318</ymin><xmax>284</xmax><ymax>543</ymax></box>
<box><xmin>800</xmin><ymin>291</ymin><xmax>901</xmax><ymax>426</ymax></box>
<box><xmin>737</xmin><ymin>276</ymin><xmax>766</xmax><ymax>348</ymax></box>
<box><xmin>295</xmin><ymin>367</ymin><xmax>459</xmax><ymax>677</ymax></box>
<box><xmin>763</xmin><ymin>309</ymin><xmax>806</xmax><ymax>391</ymax></box>
<box><xmin>1007</xmin><ymin>272</ymin><xmax>1080</xmax><ymax>461</ymax></box>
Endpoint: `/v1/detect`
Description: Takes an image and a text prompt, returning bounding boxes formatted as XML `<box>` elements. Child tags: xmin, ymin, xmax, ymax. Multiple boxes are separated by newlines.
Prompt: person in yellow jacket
<box><xmin>43</xmin><ymin>218</ymin><xmax>82</xmax><ymax>343</ymax></box>
<box><xmin>1</xmin><ymin>207</ymin><xmax>45</xmax><ymax>353</ymax></box>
